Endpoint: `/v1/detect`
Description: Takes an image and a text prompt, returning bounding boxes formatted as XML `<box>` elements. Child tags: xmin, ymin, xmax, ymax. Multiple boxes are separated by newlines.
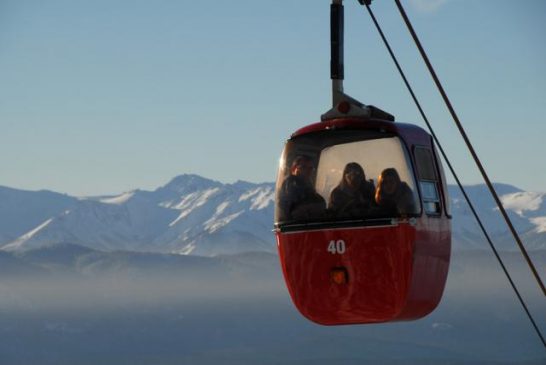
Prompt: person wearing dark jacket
<box><xmin>375</xmin><ymin>167</ymin><xmax>416</xmax><ymax>217</ymax></box>
<box><xmin>278</xmin><ymin>156</ymin><xmax>326</xmax><ymax>222</ymax></box>
<box><xmin>329</xmin><ymin>162</ymin><xmax>375</xmax><ymax>219</ymax></box>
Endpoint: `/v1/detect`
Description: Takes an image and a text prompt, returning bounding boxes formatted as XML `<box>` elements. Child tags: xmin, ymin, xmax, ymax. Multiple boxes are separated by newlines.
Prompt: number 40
<box><xmin>327</xmin><ymin>239</ymin><xmax>346</xmax><ymax>254</ymax></box>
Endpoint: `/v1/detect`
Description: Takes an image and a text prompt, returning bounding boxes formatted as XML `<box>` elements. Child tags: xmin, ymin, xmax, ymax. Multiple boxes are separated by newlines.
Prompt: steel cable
<box><xmin>391</xmin><ymin>0</ymin><xmax>546</xmax><ymax>297</ymax></box>
<box><xmin>361</xmin><ymin>1</ymin><xmax>545</xmax><ymax>347</ymax></box>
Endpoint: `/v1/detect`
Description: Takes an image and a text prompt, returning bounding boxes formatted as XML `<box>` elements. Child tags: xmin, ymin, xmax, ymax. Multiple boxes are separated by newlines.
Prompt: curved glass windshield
<box><xmin>275</xmin><ymin>130</ymin><xmax>420</xmax><ymax>226</ymax></box>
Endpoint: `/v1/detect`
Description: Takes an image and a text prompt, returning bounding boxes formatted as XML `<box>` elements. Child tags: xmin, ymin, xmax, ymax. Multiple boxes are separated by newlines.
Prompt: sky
<box><xmin>1</xmin><ymin>0</ymin><xmax>545</xmax><ymax>196</ymax></box>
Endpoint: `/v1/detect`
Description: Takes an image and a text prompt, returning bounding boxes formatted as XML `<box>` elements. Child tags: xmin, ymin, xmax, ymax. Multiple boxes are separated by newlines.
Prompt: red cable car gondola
<box><xmin>274</xmin><ymin>0</ymin><xmax>451</xmax><ymax>325</ymax></box>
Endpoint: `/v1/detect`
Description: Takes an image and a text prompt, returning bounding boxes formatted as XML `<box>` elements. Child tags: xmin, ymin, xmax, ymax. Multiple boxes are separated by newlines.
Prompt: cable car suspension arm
<box><xmin>323</xmin><ymin>0</ymin><xmax>393</xmax><ymax>121</ymax></box>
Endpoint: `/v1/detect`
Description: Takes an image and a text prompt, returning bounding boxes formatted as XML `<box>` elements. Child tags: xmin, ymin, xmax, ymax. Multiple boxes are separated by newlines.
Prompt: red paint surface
<box><xmin>276</xmin><ymin>219</ymin><xmax>450</xmax><ymax>325</ymax></box>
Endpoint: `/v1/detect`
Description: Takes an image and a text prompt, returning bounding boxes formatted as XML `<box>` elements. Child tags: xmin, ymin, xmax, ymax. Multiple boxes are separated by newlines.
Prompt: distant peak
<box><xmin>230</xmin><ymin>180</ymin><xmax>255</xmax><ymax>190</ymax></box>
<box><xmin>230</xmin><ymin>180</ymin><xmax>274</xmax><ymax>190</ymax></box>
<box><xmin>159</xmin><ymin>174</ymin><xmax>223</xmax><ymax>194</ymax></box>
<box><xmin>448</xmin><ymin>183</ymin><xmax>523</xmax><ymax>196</ymax></box>
<box><xmin>99</xmin><ymin>191</ymin><xmax>137</xmax><ymax>205</ymax></box>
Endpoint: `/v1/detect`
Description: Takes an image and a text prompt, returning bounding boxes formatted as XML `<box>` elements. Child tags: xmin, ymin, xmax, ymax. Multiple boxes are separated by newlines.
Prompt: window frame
<box><xmin>413</xmin><ymin>145</ymin><xmax>442</xmax><ymax>217</ymax></box>
<box><xmin>275</xmin><ymin>130</ymin><xmax>423</xmax><ymax>228</ymax></box>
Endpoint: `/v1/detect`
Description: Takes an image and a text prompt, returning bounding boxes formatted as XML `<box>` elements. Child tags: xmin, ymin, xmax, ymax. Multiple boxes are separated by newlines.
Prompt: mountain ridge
<box><xmin>1</xmin><ymin>176</ymin><xmax>545</xmax><ymax>255</ymax></box>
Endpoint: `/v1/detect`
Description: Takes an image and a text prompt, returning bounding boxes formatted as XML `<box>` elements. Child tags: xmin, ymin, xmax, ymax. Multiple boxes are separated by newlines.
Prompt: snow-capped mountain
<box><xmin>0</xmin><ymin>186</ymin><xmax>77</xmax><ymax>244</ymax></box>
<box><xmin>449</xmin><ymin>184</ymin><xmax>546</xmax><ymax>250</ymax></box>
<box><xmin>1</xmin><ymin>175</ymin><xmax>275</xmax><ymax>256</ymax></box>
<box><xmin>1</xmin><ymin>175</ymin><xmax>545</xmax><ymax>255</ymax></box>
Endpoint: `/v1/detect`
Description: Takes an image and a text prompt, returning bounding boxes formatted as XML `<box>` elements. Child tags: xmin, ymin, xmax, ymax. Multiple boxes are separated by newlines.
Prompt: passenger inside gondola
<box><xmin>277</xmin><ymin>155</ymin><xmax>326</xmax><ymax>222</ymax></box>
<box><xmin>375</xmin><ymin>167</ymin><xmax>416</xmax><ymax>217</ymax></box>
<box><xmin>329</xmin><ymin>162</ymin><xmax>375</xmax><ymax>219</ymax></box>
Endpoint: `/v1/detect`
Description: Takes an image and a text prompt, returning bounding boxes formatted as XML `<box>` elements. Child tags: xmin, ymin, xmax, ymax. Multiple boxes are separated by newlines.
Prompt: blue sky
<box><xmin>1</xmin><ymin>0</ymin><xmax>545</xmax><ymax>196</ymax></box>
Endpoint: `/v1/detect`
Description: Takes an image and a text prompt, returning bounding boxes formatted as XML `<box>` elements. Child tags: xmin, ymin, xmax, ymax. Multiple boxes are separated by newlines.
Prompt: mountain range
<box><xmin>1</xmin><ymin>175</ymin><xmax>545</xmax><ymax>364</ymax></box>
<box><xmin>1</xmin><ymin>174</ymin><xmax>545</xmax><ymax>255</ymax></box>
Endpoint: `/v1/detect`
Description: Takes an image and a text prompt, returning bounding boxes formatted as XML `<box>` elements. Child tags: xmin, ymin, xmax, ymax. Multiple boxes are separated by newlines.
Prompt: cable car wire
<box><xmin>390</xmin><ymin>0</ymin><xmax>546</xmax><ymax>298</ymax></box>
<box><xmin>361</xmin><ymin>2</ymin><xmax>546</xmax><ymax>347</ymax></box>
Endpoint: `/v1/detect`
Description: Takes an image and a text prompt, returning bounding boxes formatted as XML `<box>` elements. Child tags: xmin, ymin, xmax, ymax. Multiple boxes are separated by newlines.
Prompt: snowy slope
<box><xmin>2</xmin><ymin>191</ymin><xmax>179</xmax><ymax>252</ymax></box>
<box><xmin>150</xmin><ymin>180</ymin><xmax>275</xmax><ymax>256</ymax></box>
<box><xmin>449</xmin><ymin>184</ymin><xmax>546</xmax><ymax>250</ymax></box>
<box><xmin>1</xmin><ymin>175</ymin><xmax>276</xmax><ymax>256</ymax></box>
<box><xmin>0</xmin><ymin>186</ymin><xmax>77</xmax><ymax>244</ymax></box>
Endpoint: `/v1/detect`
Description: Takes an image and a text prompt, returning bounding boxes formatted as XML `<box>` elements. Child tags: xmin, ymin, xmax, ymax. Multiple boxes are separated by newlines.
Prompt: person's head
<box><xmin>376</xmin><ymin>168</ymin><xmax>401</xmax><ymax>200</ymax></box>
<box><xmin>341</xmin><ymin>162</ymin><xmax>365</xmax><ymax>190</ymax></box>
<box><xmin>290</xmin><ymin>155</ymin><xmax>315</xmax><ymax>180</ymax></box>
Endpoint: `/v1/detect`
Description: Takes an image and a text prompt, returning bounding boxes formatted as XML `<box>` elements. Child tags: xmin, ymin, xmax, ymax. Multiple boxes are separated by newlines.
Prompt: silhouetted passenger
<box><xmin>278</xmin><ymin>156</ymin><xmax>326</xmax><ymax>222</ymax></box>
<box><xmin>375</xmin><ymin>168</ymin><xmax>416</xmax><ymax>216</ymax></box>
<box><xmin>329</xmin><ymin>162</ymin><xmax>375</xmax><ymax>219</ymax></box>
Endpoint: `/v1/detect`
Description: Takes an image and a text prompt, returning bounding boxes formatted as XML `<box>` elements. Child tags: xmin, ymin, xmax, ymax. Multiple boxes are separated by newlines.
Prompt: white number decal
<box><xmin>327</xmin><ymin>239</ymin><xmax>346</xmax><ymax>254</ymax></box>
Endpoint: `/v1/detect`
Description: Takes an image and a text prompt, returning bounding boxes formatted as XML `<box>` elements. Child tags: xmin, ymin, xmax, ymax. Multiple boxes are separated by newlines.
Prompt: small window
<box><xmin>435</xmin><ymin>145</ymin><xmax>452</xmax><ymax>217</ymax></box>
<box><xmin>420</xmin><ymin>181</ymin><xmax>440</xmax><ymax>215</ymax></box>
<box><xmin>420</xmin><ymin>181</ymin><xmax>439</xmax><ymax>201</ymax></box>
<box><xmin>414</xmin><ymin>147</ymin><xmax>441</xmax><ymax>215</ymax></box>
<box><xmin>414</xmin><ymin>147</ymin><xmax>437</xmax><ymax>181</ymax></box>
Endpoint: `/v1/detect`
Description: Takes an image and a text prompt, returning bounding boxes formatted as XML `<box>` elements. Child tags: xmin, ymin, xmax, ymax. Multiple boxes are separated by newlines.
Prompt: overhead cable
<box><xmin>390</xmin><ymin>0</ymin><xmax>546</xmax><ymax>298</ymax></box>
<box><xmin>360</xmin><ymin>1</ymin><xmax>545</xmax><ymax>347</ymax></box>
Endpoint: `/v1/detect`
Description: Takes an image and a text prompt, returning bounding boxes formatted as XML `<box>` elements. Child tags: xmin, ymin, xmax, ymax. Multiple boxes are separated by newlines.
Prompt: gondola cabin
<box><xmin>274</xmin><ymin>117</ymin><xmax>451</xmax><ymax>325</ymax></box>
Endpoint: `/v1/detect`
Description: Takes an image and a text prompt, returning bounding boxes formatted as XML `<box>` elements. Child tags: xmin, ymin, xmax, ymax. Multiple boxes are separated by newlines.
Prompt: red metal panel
<box><xmin>397</xmin><ymin>216</ymin><xmax>451</xmax><ymax>320</ymax></box>
<box><xmin>277</xmin><ymin>224</ymin><xmax>417</xmax><ymax>325</ymax></box>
